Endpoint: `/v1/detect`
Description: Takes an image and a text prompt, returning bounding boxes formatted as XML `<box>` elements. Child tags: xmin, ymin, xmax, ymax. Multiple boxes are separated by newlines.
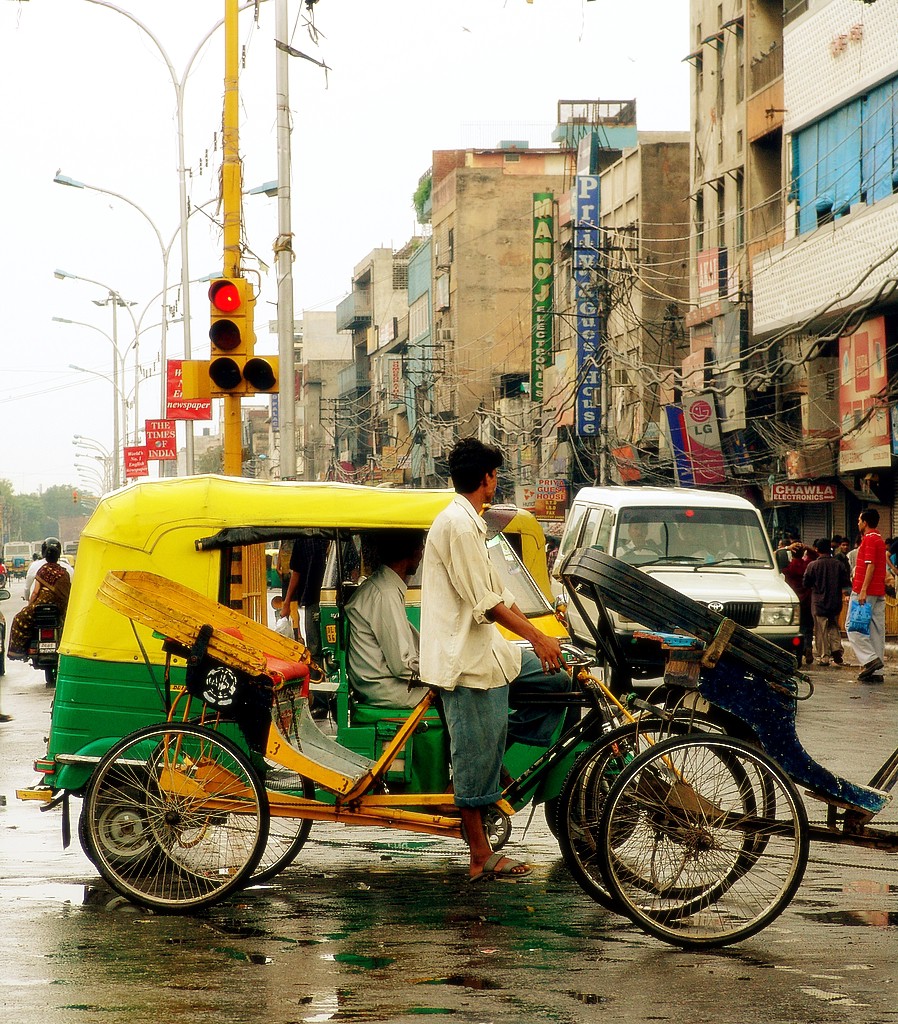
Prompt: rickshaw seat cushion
<box><xmin>218</xmin><ymin>626</ymin><xmax>311</xmax><ymax>692</ymax></box>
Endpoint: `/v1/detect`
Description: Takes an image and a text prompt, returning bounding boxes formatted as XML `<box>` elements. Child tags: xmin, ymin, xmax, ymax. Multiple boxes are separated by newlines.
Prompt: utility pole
<box><xmin>275</xmin><ymin>0</ymin><xmax>297</xmax><ymax>480</ymax></box>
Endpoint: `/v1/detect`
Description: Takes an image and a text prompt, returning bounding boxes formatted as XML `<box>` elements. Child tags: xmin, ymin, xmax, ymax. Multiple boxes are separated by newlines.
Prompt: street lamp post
<box><xmin>80</xmin><ymin>1</ymin><xmax>270</xmax><ymax>473</ymax></box>
<box><xmin>54</xmin><ymin>173</ymin><xmax>170</xmax><ymax>434</ymax></box>
<box><xmin>53</xmin><ymin>271</ymin><xmax>137</xmax><ymax>489</ymax></box>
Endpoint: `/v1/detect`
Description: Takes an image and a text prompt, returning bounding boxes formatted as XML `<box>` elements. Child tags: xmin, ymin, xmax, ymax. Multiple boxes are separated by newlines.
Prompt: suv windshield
<box><xmin>613</xmin><ymin>506</ymin><xmax>773</xmax><ymax>569</ymax></box>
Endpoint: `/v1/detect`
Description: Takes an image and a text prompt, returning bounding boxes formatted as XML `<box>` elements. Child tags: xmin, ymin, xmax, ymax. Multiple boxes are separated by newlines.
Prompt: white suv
<box><xmin>555</xmin><ymin>486</ymin><xmax>801</xmax><ymax>676</ymax></box>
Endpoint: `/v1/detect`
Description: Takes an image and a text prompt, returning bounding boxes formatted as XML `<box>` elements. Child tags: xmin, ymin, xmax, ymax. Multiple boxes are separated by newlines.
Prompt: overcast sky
<box><xmin>0</xmin><ymin>0</ymin><xmax>688</xmax><ymax>494</ymax></box>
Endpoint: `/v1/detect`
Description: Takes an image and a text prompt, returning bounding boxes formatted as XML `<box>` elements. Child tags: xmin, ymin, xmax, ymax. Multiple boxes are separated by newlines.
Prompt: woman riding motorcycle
<box><xmin>7</xmin><ymin>538</ymin><xmax>71</xmax><ymax>660</ymax></box>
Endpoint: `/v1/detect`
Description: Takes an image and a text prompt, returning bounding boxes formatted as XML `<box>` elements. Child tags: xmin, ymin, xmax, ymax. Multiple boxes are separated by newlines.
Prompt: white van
<box><xmin>555</xmin><ymin>486</ymin><xmax>800</xmax><ymax>676</ymax></box>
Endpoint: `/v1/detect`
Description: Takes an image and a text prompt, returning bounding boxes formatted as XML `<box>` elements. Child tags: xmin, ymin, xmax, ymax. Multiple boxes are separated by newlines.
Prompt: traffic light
<box><xmin>209</xmin><ymin>277</ymin><xmax>252</xmax><ymax>394</ymax></box>
<box><xmin>72</xmin><ymin>490</ymin><xmax>78</xmax><ymax>505</ymax></box>
<box><xmin>206</xmin><ymin>277</ymin><xmax>278</xmax><ymax>395</ymax></box>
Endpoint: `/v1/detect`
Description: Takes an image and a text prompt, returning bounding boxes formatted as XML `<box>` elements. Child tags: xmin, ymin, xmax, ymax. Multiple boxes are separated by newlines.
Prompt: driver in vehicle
<box><xmin>345</xmin><ymin>529</ymin><xmax>429</xmax><ymax>709</ymax></box>
<box><xmin>618</xmin><ymin>521</ymin><xmax>659</xmax><ymax>565</ymax></box>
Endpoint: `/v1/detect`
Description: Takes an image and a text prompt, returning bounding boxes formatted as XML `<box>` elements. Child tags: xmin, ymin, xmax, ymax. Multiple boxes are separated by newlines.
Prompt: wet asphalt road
<box><xmin>2</xmin><ymin>631</ymin><xmax>898</xmax><ymax>1024</ymax></box>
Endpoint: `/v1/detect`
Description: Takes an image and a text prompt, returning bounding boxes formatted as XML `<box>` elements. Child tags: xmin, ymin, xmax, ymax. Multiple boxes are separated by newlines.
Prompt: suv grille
<box><xmin>703</xmin><ymin>600</ymin><xmax>761</xmax><ymax>629</ymax></box>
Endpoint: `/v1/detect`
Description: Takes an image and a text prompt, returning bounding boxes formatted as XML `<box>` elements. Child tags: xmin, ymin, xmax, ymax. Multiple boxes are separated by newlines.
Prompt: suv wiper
<box><xmin>630</xmin><ymin>555</ymin><xmax>704</xmax><ymax>566</ymax></box>
<box><xmin>702</xmin><ymin>557</ymin><xmax>770</xmax><ymax>567</ymax></box>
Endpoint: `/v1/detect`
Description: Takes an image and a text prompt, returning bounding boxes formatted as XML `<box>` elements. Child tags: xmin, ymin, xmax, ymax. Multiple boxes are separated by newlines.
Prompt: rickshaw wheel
<box><xmin>83</xmin><ymin>723</ymin><xmax>269</xmax><ymax>912</ymax></box>
<box><xmin>558</xmin><ymin>720</ymin><xmax>697</xmax><ymax>911</ymax></box>
<box><xmin>599</xmin><ymin>734</ymin><xmax>809</xmax><ymax>948</ymax></box>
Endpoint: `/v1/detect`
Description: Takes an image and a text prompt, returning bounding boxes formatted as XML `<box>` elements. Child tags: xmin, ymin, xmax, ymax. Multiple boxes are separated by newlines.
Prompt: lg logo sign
<box><xmin>690</xmin><ymin>400</ymin><xmax>713</xmax><ymax>424</ymax></box>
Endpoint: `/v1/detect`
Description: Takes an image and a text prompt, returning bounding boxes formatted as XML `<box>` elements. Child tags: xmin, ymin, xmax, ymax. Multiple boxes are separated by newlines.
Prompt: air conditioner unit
<box><xmin>438</xmin><ymin>328</ymin><xmax>454</xmax><ymax>342</ymax></box>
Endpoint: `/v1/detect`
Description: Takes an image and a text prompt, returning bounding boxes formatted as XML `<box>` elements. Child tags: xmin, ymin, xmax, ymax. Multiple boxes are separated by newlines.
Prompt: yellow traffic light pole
<box><xmin>222</xmin><ymin>0</ymin><xmax>243</xmax><ymax>477</ymax></box>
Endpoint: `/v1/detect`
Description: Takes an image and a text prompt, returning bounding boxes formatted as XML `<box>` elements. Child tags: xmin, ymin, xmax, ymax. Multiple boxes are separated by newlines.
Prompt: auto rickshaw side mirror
<box><xmin>0</xmin><ymin>588</ymin><xmax>10</xmax><ymax>602</ymax></box>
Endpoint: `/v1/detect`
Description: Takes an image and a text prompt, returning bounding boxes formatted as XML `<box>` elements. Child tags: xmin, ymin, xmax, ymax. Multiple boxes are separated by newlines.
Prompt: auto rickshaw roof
<box><xmin>82</xmin><ymin>475</ymin><xmax>460</xmax><ymax>552</ymax></box>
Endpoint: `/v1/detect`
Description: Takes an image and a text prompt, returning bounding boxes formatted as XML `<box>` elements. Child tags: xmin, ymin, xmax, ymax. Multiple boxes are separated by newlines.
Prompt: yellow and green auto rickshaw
<box><xmin>23</xmin><ymin>474</ymin><xmax>589</xmax><ymax>851</ymax></box>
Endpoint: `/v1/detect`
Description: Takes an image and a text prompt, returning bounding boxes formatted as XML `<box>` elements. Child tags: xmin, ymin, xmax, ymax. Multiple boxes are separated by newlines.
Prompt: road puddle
<box><xmin>1</xmin><ymin>881</ymin><xmax>87</xmax><ymax>904</ymax></box>
<box><xmin>802</xmin><ymin>909</ymin><xmax>898</xmax><ymax>927</ymax></box>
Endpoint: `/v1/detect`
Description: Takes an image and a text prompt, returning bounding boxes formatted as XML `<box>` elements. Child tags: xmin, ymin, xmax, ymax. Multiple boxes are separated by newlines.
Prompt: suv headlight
<box><xmin>759</xmin><ymin>603</ymin><xmax>796</xmax><ymax>627</ymax></box>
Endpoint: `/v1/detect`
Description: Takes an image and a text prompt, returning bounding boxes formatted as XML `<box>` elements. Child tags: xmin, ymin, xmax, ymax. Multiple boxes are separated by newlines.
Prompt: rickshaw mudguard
<box><xmin>699</xmin><ymin>656</ymin><xmax>890</xmax><ymax>814</ymax></box>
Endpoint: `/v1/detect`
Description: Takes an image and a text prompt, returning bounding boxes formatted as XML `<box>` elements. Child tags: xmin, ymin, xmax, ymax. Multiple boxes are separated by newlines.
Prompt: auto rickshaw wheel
<box><xmin>484</xmin><ymin>806</ymin><xmax>512</xmax><ymax>850</ymax></box>
<box><xmin>83</xmin><ymin>723</ymin><xmax>269</xmax><ymax>912</ymax></box>
<box><xmin>79</xmin><ymin>773</ymin><xmax>161</xmax><ymax>872</ymax></box>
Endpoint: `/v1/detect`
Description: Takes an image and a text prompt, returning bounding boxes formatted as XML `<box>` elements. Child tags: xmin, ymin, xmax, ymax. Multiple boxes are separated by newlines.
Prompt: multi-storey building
<box><xmin>544</xmin><ymin>130</ymin><xmax>690</xmax><ymax>487</ymax></box>
<box><xmin>294</xmin><ymin>311</ymin><xmax>352</xmax><ymax>481</ymax></box>
<box><xmin>334</xmin><ymin>244</ymin><xmax>420</xmax><ymax>479</ymax></box>
<box><xmin>427</xmin><ymin>140</ymin><xmax>578</xmax><ymax>494</ymax></box>
<box><xmin>751</xmin><ymin>0</ymin><xmax>898</xmax><ymax>539</ymax></box>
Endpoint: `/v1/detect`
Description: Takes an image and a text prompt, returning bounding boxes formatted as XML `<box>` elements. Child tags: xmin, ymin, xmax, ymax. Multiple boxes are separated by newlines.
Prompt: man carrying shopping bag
<box><xmin>847</xmin><ymin>509</ymin><xmax>887</xmax><ymax>683</ymax></box>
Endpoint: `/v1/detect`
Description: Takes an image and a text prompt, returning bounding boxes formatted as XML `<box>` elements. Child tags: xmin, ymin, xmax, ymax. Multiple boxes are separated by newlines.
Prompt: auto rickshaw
<box><xmin>20</xmin><ymin>475</ymin><xmax>591</xmax><ymax>857</ymax></box>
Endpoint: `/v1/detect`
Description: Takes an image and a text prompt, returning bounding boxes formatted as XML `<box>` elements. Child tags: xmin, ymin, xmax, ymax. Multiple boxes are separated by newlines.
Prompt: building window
<box><xmin>736</xmin><ymin>25</ymin><xmax>744</xmax><ymax>103</ymax></box>
<box><xmin>792</xmin><ymin>77</ymin><xmax>898</xmax><ymax>234</ymax></box>
<box><xmin>448</xmin><ymin>227</ymin><xmax>455</xmax><ymax>264</ymax></box>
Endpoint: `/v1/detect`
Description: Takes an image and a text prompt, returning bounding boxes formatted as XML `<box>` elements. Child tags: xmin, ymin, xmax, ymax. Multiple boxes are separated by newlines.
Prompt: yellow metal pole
<box><xmin>222</xmin><ymin>0</ymin><xmax>243</xmax><ymax>477</ymax></box>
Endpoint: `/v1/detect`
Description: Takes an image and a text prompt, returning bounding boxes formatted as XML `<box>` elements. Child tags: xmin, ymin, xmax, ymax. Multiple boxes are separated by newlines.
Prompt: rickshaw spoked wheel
<box><xmin>83</xmin><ymin>723</ymin><xmax>269</xmax><ymax>912</ymax></box>
<box><xmin>598</xmin><ymin>734</ymin><xmax>809</xmax><ymax>948</ymax></box>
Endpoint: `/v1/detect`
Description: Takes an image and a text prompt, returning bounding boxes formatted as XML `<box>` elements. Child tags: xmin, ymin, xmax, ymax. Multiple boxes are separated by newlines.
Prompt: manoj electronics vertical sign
<box><xmin>531</xmin><ymin>193</ymin><xmax>554</xmax><ymax>403</ymax></box>
<box><xmin>573</xmin><ymin>175</ymin><xmax>601</xmax><ymax>435</ymax></box>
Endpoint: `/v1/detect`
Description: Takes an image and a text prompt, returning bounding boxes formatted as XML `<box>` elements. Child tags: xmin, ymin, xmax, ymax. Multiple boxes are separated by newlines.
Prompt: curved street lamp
<box><xmin>53</xmin><ymin>304</ymin><xmax>129</xmax><ymax>490</ymax></box>
<box><xmin>79</xmin><ymin>0</ymin><xmax>269</xmax><ymax>473</ymax></box>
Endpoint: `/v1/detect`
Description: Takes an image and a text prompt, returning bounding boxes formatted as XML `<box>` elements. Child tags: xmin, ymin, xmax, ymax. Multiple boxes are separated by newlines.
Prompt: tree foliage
<box><xmin>413</xmin><ymin>172</ymin><xmax>432</xmax><ymax>225</ymax></box>
<box><xmin>0</xmin><ymin>479</ymin><xmax>94</xmax><ymax>545</ymax></box>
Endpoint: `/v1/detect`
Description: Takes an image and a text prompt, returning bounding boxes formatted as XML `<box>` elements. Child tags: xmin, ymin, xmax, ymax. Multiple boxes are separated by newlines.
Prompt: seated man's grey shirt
<box><xmin>346</xmin><ymin>564</ymin><xmax>428</xmax><ymax>708</ymax></box>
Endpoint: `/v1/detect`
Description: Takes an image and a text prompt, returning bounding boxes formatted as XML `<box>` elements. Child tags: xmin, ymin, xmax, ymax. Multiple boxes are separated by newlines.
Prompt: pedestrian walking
<box><xmin>803</xmin><ymin>538</ymin><xmax>849</xmax><ymax>666</ymax></box>
<box><xmin>783</xmin><ymin>540</ymin><xmax>817</xmax><ymax>665</ymax></box>
<box><xmin>847</xmin><ymin>509</ymin><xmax>888</xmax><ymax>683</ymax></box>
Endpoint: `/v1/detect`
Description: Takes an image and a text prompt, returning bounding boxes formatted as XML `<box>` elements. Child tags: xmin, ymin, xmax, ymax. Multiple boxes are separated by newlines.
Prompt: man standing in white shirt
<box><xmin>346</xmin><ymin>530</ymin><xmax>429</xmax><ymax>708</ymax></box>
<box><xmin>420</xmin><ymin>437</ymin><xmax>570</xmax><ymax>883</ymax></box>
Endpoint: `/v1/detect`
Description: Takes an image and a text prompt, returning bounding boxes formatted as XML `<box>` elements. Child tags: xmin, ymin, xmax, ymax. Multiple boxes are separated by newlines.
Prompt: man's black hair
<box><xmin>366</xmin><ymin>529</ymin><xmax>425</xmax><ymax>567</ymax></box>
<box><xmin>861</xmin><ymin>508</ymin><xmax>880</xmax><ymax>528</ymax></box>
<box><xmin>447</xmin><ymin>437</ymin><xmax>504</xmax><ymax>494</ymax></box>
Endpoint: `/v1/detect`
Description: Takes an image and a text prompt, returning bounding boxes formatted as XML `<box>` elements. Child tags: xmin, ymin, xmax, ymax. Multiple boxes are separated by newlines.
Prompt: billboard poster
<box><xmin>839</xmin><ymin>317</ymin><xmax>890</xmax><ymax>472</ymax></box>
<box><xmin>124</xmin><ymin>446</ymin><xmax>149</xmax><ymax>479</ymax></box>
<box><xmin>144</xmin><ymin>419</ymin><xmax>177</xmax><ymax>461</ymax></box>
<box><xmin>531</xmin><ymin>193</ymin><xmax>554</xmax><ymax>403</ymax></box>
<box><xmin>682</xmin><ymin>393</ymin><xmax>727</xmax><ymax>485</ymax></box>
<box><xmin>663</xmin><ymin>405</ymin><xmax>694</xmax><ymax>486</ymax></box>
<box><xmin>166</xmin><ymin>360</ymin><xmax>212</xmax><ymax>421</ymax></box>
<box><xmin>573</xmin><ymin>174</ymin><xmax>602</xmax><ymax>435</ymax></box>
<box><xmin>517</xmin><ymin>479</ymin><xmax>568</xmax><ymax>521</ymax></box>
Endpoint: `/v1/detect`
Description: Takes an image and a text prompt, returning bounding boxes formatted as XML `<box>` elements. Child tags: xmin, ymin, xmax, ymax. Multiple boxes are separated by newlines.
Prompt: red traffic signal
<box><xmin>208</xmin><ymin>278</ymin><xmax>249</xmax><ymax>355</ymax></box>
<box><xmin>209</xmin><ymin>279</ymin><xmax>242</xmax><ymax>314</ymax></box>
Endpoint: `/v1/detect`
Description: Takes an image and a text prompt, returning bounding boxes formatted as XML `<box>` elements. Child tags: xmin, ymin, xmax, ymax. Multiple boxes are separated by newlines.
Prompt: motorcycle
<box><xmin>27</xmin><ymin>604</ymin><xmax>62</xmax><ymax>687</ymax></box>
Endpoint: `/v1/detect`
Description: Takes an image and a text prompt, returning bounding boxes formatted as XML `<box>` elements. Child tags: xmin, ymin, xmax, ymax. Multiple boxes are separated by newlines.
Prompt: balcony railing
<box><xmin>750</xmin><ymin>43</ymin><xmax>783</xmax><ymax>95</ymax></box>
<box><xmin>335</xmin><ymin>291</ymin><xmax>372</xmax><ymax>332</ymax></box>
<box><xmin>337</xmin><ymin>362</ymin><xmax>371</xmax><ymax>398</ymax></box>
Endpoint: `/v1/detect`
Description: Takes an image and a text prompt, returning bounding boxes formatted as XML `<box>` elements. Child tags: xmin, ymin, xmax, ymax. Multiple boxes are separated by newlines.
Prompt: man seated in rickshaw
<box><xmin>345</xmin><ymin>529</ymin><xmax>429</xmax><ymax>709</ymax></box>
